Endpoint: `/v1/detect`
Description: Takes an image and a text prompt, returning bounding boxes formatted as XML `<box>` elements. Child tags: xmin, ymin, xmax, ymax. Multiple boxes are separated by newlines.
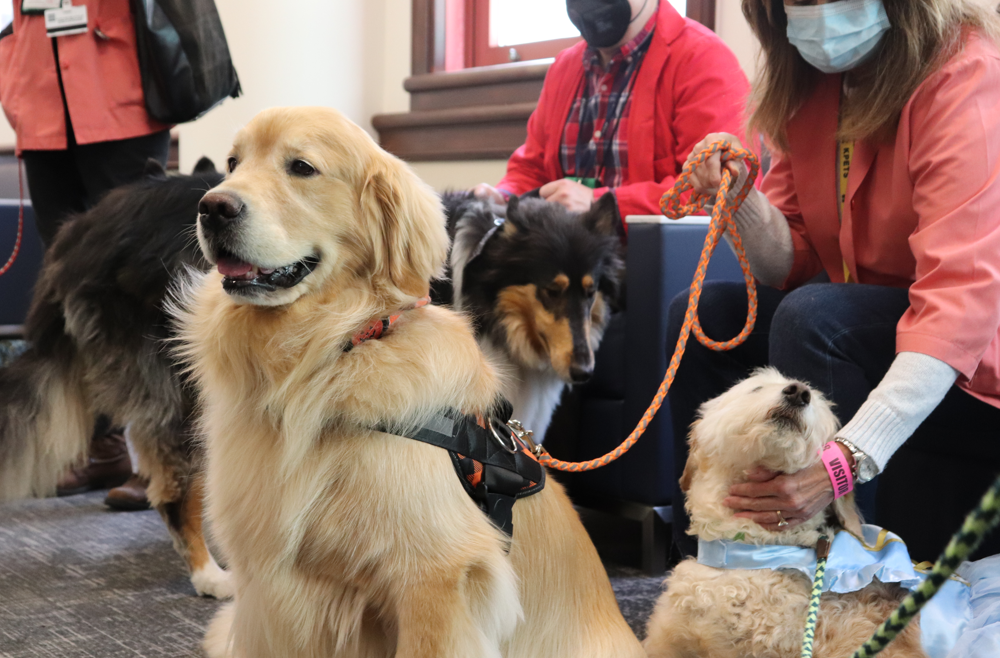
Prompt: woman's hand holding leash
<box><xmin>725</xmin><ymin>442</ymin><xmax>855</xmax><ymax>531</ymax></box>
<box><xmin>684</xmin><ymin>133</ymin><xmax>748</xmax><ymax>208</ymax></box>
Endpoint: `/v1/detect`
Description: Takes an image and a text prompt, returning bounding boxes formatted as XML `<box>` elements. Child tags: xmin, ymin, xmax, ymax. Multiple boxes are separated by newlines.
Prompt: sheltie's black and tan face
<box><xmin>445</xmin><ymin>193</ymin><xmax>624</xmax><ymax>384</ymax></box>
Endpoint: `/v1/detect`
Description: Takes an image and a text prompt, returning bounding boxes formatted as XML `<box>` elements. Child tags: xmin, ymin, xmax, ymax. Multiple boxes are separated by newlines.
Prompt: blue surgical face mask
<box><xmin>785</xmin><ymin>0</ymin><xmax>891</xmax><ymax>74</ymax></box>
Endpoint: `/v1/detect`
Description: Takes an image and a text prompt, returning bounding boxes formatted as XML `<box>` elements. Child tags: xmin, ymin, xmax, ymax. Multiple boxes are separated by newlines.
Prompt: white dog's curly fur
<box><xmin>644</xmin><ymin>368</ymin><xmax>927</xmax><ymax>658</ymax></box>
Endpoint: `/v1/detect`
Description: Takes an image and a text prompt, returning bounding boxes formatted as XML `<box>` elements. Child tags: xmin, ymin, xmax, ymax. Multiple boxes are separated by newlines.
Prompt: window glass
<box><xmin>490</xmin><ymin>0</ymin><xmax>688</xmax><ymax>49</ymax></box>
<box><xmin>490</xmin><ymin>0</ymin><xmax>579</xmax><ymax>48</ymax></box>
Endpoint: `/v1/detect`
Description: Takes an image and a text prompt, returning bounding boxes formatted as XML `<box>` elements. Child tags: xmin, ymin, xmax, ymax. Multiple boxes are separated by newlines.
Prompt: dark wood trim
<box><xmin>0</xmin><ymin>324</ymin><xmax>24</xmax><ymax>338</ymax></box>
<box><xmin>386</xmin><ymin>0</ymin><xmax>718</xmax><ymax>161</ymax></box>
<box><xmin>686</xmin><ymin>0</ymin><xmax>716</xmax><ymax>30</ymax></box>
<box><xmin>405</xmin><ymin>60</ymin><xmax>550</xmax><ymax>92</ymax></box>
<box><xmin>375</xmin><ymin>62</ymin><xmax>548</xmax><ymax>159</ymax></box>
<box><xmin>404</xmin><ymin>60</ymin><xmax>549</xmax><ymax>111</ymax></box>
<box><xmin>412</xmin><ymin>0</ymin><xmax>447</xmax><ymax>75</ymax></box>
<box><xmin>373</xmin><ymin>102</ymin><xmax>535</xmax><ymax>161</ymax></box>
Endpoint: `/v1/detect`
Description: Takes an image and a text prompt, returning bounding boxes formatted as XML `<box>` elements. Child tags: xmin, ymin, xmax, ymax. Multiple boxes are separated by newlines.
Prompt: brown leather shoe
<box><xmin>105</xmin><ymin>474</ymin><xmax>151</xmax><ymax>511</ymax></box>
<box><xmin>56</xmin><ymin>430</ymin><xmax>133</xmax><ymax>496</ymax></box>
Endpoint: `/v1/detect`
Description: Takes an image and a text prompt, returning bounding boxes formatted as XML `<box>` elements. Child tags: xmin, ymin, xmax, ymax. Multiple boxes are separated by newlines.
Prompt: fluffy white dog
<box><xmin>644</xmin><ymin>368</ymin><xmax>928</xmax><ymax>658</ymax></box>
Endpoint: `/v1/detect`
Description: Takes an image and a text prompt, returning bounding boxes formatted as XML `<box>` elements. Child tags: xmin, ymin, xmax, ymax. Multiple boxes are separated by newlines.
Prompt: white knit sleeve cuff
<box><xmin>836</xmin><ymin>400</ymin><xmax>911</xmax><ymax>472</ymax></box>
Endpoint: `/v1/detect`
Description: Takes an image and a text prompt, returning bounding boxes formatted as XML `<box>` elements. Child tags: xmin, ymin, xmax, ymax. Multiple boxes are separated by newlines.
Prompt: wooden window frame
<box><xmin>468</xmin><ymin>0</ymin><xmax>582</xmax><ymax>68</ymax></box>
<box><xmin>373</xmin><ymin>0</ymin><xmax>716</xmax><ymax>161</ymax></box>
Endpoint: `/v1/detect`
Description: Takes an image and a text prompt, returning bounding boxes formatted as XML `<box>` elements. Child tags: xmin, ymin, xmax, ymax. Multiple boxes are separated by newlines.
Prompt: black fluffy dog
<box><xmin>0</xmin><ymin>158</ymin><xmax>232</xmax><ymax>597</ymax></box>
<box><xmin>436</xmin><ymin>191</ymin><xmax>624</xmax><ymax>442</ymax></box>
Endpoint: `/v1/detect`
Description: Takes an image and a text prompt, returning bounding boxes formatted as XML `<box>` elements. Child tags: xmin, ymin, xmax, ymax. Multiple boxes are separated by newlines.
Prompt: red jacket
<box><xmin>497</xmin><ymin>2</ymin><xmax>750</xmax><ymax>221</ymax></box>
<box><xmin>0</xmin><ymin>0</ymin><xmax>168</xmax><ymax>152</ymax></box>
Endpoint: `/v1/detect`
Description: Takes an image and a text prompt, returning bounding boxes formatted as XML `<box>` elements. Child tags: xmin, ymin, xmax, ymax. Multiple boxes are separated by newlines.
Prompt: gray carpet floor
<box><xmin>0</xmin><ymin>492</ymin><xmax>664</xmax><ymax>657</ymax></box>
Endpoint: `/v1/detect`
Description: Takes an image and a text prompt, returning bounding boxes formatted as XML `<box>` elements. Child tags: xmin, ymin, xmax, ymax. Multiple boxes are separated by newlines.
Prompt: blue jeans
<box><xmin>667</xmin><ymin>281</ymin><xmax>1000</xmax><ymax>561</ymax></box>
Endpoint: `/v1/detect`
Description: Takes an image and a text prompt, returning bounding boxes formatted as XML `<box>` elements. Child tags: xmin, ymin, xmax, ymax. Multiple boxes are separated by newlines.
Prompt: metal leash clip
<box><xmin>506</xmin><ymin>419</ymin><xmax>543</xmax><ymax>457</ymax></box>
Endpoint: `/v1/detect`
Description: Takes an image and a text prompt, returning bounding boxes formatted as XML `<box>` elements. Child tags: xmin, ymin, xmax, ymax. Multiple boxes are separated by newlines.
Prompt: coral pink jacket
<box><xmin>0</xmin><ymin>0</ymin><xmax>168</xmax><ymax>152</ymax></box>
<box><xmin>763</xmin><ymin>33</ymin><xmax>1000</xmax><ymax>408</ymax></box>
<box><xmin>497</xmin><ymin>1</ymin><xmax>749</xmax><ymax>222</ymax></box>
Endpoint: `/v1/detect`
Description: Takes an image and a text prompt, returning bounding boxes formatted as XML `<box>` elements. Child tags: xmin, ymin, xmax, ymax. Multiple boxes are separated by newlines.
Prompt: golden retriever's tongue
<box><xmin>218</xmin><ymin>257</ymin><xmax>253</xmax><ymax>278</ymax></box>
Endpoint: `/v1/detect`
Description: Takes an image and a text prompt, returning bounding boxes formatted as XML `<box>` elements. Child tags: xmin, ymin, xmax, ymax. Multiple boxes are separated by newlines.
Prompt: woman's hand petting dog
<box><xmin>724</xmin><ymin>442</ymin><xmax>855</xmax><ymax>532</ymax></box>
<box><xmin>540</xmin><ymin>178</ymin><xmax>596</xmax><ymax>213</ymax></box>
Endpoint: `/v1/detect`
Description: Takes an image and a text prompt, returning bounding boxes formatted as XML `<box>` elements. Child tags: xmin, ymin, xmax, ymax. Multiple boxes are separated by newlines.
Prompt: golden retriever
<box><xmin>173</xmin><ymin>106</ymin><xmax>645</xmax><ymax>658</ymax></box>
<box><xmin>643</xmin><ymin>368</ymin><xmax>926</xmax><ymax>658</ymax></box>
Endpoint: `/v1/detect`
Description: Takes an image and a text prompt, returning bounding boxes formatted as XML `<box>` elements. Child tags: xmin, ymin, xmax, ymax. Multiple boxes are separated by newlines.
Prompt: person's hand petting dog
<box><xmin>472</xmin><ymin>183</ymin><xmax>506</xmax><ymax>205</ymax></box>
<box><xmin>723</xmin><ymin>442</ymin><xmax>856</xmax><ymax>532</ymax></box>
<box><xmin>540</xmin><ymin>178</ymin><xmax>595</xmax><ymax>213</ymax></box>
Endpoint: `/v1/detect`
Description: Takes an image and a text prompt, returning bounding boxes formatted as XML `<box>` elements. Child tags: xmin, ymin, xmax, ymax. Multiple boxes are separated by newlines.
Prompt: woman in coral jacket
<box><xmin>0</xmin><ymin>0</ymin><xmax>168</xmax><ymax>508</ymax></box>
<box><xmin>474</xmin><ymin>0</ymin><xmax>750</xmax><ymax>225</ymax></box>
<box><xmin>670</xmin><ymin>0</ymin><xmax>1000</xmax><ymax>561</ymax></box>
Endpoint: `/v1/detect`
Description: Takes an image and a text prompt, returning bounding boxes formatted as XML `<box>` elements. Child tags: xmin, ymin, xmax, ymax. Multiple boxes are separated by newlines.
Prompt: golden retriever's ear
<box><xmin>832</xmin><ymin>492</ymin><xmax>864</xmax><ymax>536</ymax></box>
<box><xmin>360</xmin><ymin>157</ymin><xmax>449</xmax><ymax>298</ymax></box>
<box><xmin>679</xmin><ymin>427</ymin><xmax>700</xmax><ymax>493</ymax></box>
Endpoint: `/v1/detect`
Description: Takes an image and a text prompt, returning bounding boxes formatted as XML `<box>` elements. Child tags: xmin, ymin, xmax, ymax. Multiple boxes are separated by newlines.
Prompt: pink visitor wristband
<box><xmin>820</xmin><ymin>441</ymin><xmax>854</xmax><ymax>499</ymax></box>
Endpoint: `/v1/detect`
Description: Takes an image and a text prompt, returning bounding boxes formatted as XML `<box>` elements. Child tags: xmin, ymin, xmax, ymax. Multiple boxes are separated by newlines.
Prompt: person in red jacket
<box><xmin>0</xmin><ymin>0</ymin><xmax>169</xmax><ymax>509</ymax></box>
<box><xmin>474</xmin><ymin>0</ymin><xmax>750</xmax><ymax>225</ymax></box>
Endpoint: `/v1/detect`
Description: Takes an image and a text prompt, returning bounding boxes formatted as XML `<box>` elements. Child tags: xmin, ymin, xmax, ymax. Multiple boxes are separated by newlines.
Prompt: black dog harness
<box><xmin>347</xmin><ymin>303</ymin><xmax>545</xmax><ymax>538</ymax></box>
<box><xmin>383</xmin><ymin>403</ymin><xmax>545</xmax><ymax>539</ymax></box>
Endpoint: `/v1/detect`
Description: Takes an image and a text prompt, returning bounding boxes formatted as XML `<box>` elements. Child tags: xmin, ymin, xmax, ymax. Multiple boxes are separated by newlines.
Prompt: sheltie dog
<box><xmin>438</xmin><ymin>191</ymin><xmax>624</xmax><ymax>442</ymax></box>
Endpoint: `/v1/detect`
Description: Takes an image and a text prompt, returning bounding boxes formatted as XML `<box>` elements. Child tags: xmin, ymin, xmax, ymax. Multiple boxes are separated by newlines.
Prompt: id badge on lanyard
<box><xmin>21</xmin><ymin>0</ymin><xmax>61</xmax><ymax>15</ymax></box>
<box><xmin>837</xmin><ymin>140</ymin><xmax>854</xmax><ymax>284</ymax></box>
<box><xmin>23</xmin><ymin>0</ymin><xmax>89</xmax><ymax>37</ymax></box>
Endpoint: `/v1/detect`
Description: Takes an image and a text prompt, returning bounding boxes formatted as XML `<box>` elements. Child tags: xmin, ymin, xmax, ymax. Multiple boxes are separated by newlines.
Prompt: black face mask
<box><xmin>566</xmin><ymin>0</ymin><xmax>642</xmax><ymax>49</ymax></box>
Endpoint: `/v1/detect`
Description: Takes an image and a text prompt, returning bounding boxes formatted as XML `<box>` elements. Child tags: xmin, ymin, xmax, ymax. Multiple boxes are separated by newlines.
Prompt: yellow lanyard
<box><xmin>837</xmin><ymin>141</ymin><xmax>854</xmax><ymax>283</ymax></box>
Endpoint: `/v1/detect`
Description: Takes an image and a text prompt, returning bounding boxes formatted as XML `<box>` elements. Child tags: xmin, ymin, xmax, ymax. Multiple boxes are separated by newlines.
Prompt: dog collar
<box><xmin>344</xmin><ymin>296</ymin><xmax>431</xmax><ymax>352</ymax></box>
<box><xmin>468</xmin><ymin>214</ymin><xmax>505</xmax><ymax>264</ymax></box>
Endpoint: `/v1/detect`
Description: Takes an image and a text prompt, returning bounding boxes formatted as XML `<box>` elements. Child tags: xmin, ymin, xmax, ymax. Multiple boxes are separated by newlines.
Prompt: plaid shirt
<box><xmin>560</xmin><ymin>13</ymin><xmax>656</xmax><ymax>190</ymax></box>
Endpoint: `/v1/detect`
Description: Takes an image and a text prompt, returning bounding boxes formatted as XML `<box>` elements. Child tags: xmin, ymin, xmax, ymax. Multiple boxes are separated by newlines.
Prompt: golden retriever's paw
<box><xmin>203</xmin><ymin>601</ymin><xmax>237</xmax><ymax>658</ymax></box>
<box><xmin>191</xmin><ymin>559</ymin><xmax>234</xmax><ymax>599</ymax></box>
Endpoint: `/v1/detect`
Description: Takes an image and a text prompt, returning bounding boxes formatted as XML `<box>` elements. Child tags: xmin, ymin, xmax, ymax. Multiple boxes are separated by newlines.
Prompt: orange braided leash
<box><xmin>0</xmin><ymin>158</ymin><xmax>24</xmax><ymax>277</ymax></box>
<box><xmin>537</xmin><ymin>141</ymin><xmax>760</xmax><ymax>472</ymax></box>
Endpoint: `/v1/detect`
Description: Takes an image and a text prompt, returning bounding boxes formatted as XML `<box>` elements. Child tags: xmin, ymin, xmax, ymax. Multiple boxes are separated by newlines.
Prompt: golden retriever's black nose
<box><xmin>782</xmin><ymin>383</ymin><xmax>811</xmax><ymax>407</ymax></box>
<box><xmin>199</xmin><ymin>192</ymin><xmax>244</xmax><ymax>232</ymax></box>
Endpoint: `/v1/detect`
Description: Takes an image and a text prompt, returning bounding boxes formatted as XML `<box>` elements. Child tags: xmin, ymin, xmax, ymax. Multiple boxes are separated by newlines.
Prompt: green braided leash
<box><xmin>800</xmin><ymin>535</ymin><xmax>830</xmax><ymax>658</ymax></box>
<box><xmin>851</xmin><ymin>473</ymin><xmax>1000</xmax><ymax>658</ymax></box>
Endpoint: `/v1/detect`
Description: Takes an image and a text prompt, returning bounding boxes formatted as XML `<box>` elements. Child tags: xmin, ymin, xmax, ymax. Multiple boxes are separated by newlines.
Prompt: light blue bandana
<box><xmin>698</xmin><ymin>525</ymin><xmax>971</xmax><ymax>658</ymax></box>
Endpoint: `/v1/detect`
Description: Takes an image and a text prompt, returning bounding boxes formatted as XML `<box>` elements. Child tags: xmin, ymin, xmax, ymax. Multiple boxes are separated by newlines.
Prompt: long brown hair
<box><xmin>743</xmin><ymin>0</ymin><xmax>1000</xmax><ymax>151</ymax></box>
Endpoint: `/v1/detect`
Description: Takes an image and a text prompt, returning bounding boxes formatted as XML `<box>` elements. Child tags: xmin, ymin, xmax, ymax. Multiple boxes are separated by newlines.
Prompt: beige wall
<box><xmin>177</xmin><ymin>0</ymin><xmax>387</xmax><ymax>172</ymax></box>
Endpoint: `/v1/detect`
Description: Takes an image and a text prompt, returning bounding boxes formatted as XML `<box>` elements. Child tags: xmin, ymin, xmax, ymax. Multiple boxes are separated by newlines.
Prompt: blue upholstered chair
<box><xmin>0</xmin><ymin>154</ymin><xmax>43</xmax><ymax>336</ymax></box>
<box><xmin>0</xmin><ymin>200</ymin><xmax>41</xmax><ymax>335</ymax></box>
<box><xmin>546</xmin><ymin>215</ymin><xmax>745</xmax><ymax>574</ymax></box>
